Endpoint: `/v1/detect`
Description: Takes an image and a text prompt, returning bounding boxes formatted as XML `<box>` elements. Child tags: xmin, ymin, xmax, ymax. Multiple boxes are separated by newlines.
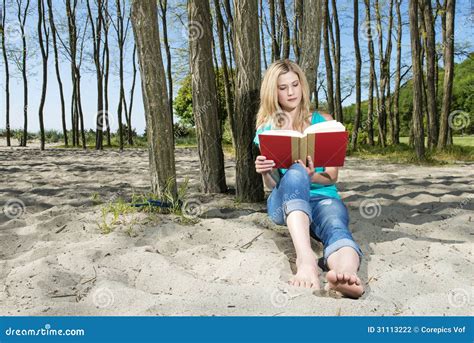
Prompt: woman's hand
<box><xmin>295</xmin><ymin>156</ymin><xmax>315</xmax><ymax>178</ymax></box>
<box><xmin>255</xmin><ymin>155</ymin><xmax>275</xmax><ymax>174</ymax></box>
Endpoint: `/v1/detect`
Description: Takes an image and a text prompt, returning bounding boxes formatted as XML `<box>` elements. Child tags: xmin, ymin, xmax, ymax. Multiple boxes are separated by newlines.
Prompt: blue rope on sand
<box><xmin>131</xmin><ymin>199</ymin><xmax>182</xmax><ymax>208</ymax></box>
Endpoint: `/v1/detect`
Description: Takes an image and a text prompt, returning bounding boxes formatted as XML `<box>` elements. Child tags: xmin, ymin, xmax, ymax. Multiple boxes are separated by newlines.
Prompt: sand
<box><xmin>0</xmin><ymin>141</ymin><xmax>472</xmax><ymax>316</ymax></box>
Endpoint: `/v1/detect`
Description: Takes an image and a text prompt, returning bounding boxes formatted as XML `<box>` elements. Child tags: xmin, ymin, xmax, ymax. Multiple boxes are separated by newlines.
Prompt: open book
<box><xmin>258</xmin><ymin>120</ymin><xmax>349</xmax><ymax>168</ymax></box>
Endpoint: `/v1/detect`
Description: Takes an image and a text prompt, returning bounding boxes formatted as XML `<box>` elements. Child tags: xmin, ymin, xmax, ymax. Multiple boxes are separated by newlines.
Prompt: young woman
<box><xmin>253</xmin><ymin>59</ymin><xmax>364</xmax><ymax>298</ymax></box>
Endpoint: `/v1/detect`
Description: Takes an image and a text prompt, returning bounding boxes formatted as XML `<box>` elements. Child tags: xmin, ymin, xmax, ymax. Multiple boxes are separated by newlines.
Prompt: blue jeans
<box><xmin>266</xmin><ymin>163</ymin><xmax>363</xmax><ymax>266</ymax></box>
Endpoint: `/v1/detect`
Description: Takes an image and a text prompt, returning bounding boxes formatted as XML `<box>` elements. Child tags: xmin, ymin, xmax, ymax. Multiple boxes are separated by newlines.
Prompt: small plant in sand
<box><xmin>98</xmin><ymin>197</ymin><xmax>139</xmax><ymax>234</ymax></box>
<box><xmin>97</xmin><ymin>177</ymin><xmax>198</xmax><ymax>234</ymax></box>
<box><xmin>91</xmin><ymin>192</ymin><xmax>103</xmax><ymax>205</ymax></box>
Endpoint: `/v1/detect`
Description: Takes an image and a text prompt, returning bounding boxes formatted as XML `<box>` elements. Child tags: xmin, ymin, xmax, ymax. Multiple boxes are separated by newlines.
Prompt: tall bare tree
<box><xmin>131</xmin><ymin>0</ymin><xmax>177</xmax><ymax>198</ymax></box>
<box><xmin>375</xmin><ymin>0</ymin><xmax>394</xmax><ymax>147</ymax></box>
<box><xmin>37</xmin><ymin>0</ymin><xmax>49</xmax><ymax>150</ymax></box>
<box><xmin>1</xmin><ymin>0</ymin><xmax>11</xmax><ymax>146</ymax></box>
<box><xmin>437</xmin><ymin>0</ymin><xmax>455</xmax><ymax>149</ymax></box>
<box><xmin>392</xmin><ymin>0</ymin><xmax>402</xmax><ymax>145</ymax></box>
<box><xmin>233</xmin><ymin>0</ymin><xmax>264</xmax><ymax>202</ymax></box>
<box><xmin>112</xmin><ymin>0</ymin><xmax>131</xmax><ymax>149</ymax></box>
<box><xmin>86</xmin><ymin>0</ymin><xmax>104</xmax><ymax>150</ymax></box>
<box><xmin>351</xmin><ymin>0</ymin><xmax>362</xmax><ymax>150</ymax></box>
<box><xmin>420</xmin><ymin>0</ymin><xmax>437</xmax><ymax>148</ymax></box>
<box><xmin>15</xmin><ymin>0</ymin><xmax>31</xmax><ymax>146</ymax></box>
<box><xmin>408</xmin><ymin>0</ymin><xmax>425</xmax><ymax>159</ymax></box>
<box><xmin>102</xmin><ymin>0</ymin><xmax>111</xmax><ymax>146</ymax></box>
<box><xmin>47</xmin><ymin>0</ymin><xmax>67</xmax><ymax>146</ymax></box>
<box><xmin>64</xmin><ymin>0</ymin><xmax>86</xmax><ymax>148</ymax></box>
<box><xmin>364</xmin><ymin>0</ymin><xmax>376</xmax><ymax>145</ymax></box>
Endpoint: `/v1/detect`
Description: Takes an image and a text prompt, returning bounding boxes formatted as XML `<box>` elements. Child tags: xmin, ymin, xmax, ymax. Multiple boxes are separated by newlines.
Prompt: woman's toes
<box><xmin>326</xmin><ymin>270</ymin><xmax>337</xmax><ymax>283</ymax></box>
<box><xmin>349</xmin><ymin>274</ymin><xmax>357</xmax><ymax>285</ymax></box>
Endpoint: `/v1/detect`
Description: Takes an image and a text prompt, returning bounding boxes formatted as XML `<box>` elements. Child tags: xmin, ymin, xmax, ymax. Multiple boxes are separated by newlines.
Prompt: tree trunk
<box><xmin>66</xmin><ymin>0</ymin><xmax>80</xmax><ymax>147</ymax></box>
<box><xmin>47</xmin><ymin>0</ymin><xmax>68</xmax><ymax>147</ymax></box>
<box><xmin>293</xmin><ymin>0</ymin><xmax>303</xmax><ymax>63</ymax></box>
<box><xmin>351</xmin><ymin>0</ymin><xmax>362</xmax><ymax>150</ymax></box>
<box><xmin>269</xmin><ymin>0</ymin><xmax>279</xmax><ymax>61</ymax></box>
<box><xmin>37</xmin><ymin>0</ymin><xmax>49</xmax><ymax>150</ymax></box>
<box><xmin>364</xmin><ymin>0</ymin><xmax>376</xmax><ymax>145</ymax></box>
<box><xmin>1</xmin><ymin>0</ymin><xmax>11</xmax><ymax>146</ymax></box>
<box><xmin>437</xmin><ymin>0</ymin><xmax>455</xmax><ymax>149</ymax></box>
<box><xmin>260</xmin><ymin>0</ymin><xmax>268</xmax><ymax>69</ymax></box>
<box><xmin>392</xmin><ymin>0</ymin><xmax>402</xmax><ymax>145</ymax></box>
<box><xmin>300</xmin><ymin>0</ymin><xmax>323</xmax><ymax>109</ymax></box>
<box><xmin>128</xmin><ymin>44</ymin><xmax>137</xmax><ymax>141</ymax></box>
<box><xmin>408</xmin><ymin>0</ymin><xmax>425</xmax><ymax>159</ymax></box>
<box><xmin>103</xmin><ymin>0</ymin><xmax>111</xmax><ymax>146</ymax></box>
<box><xmin>233</xmin><ymin>0</ymin><xmax>264</xmax><ymax>202</ymax></box>
<box><xmin>214</xmin><ymin>0</ymin><xmax>235</xmax><ymax>147</ymax></box>
<box><xmin>17</xmin><ymin>0</ymin><xmax>30</xmax><ymax>147</ymax></box>
<box><xmin>115</xmin><ymin>0</ymin><xmax>125</xmax><ymax>150</ymax></box>
<box><xmin>278</xmin><ymin>0</ymin><xmax>290</xmax><ymax>59</ymax></box>
<box><xmin>159</xmin><ymin>0</ymin><xmax>173</xmax><ymax>129</ymax></box>
<box><xmin>420</xmin><ymin>0</ymin><xmax>438</xmax><ymax>149</ymax></box>
<box><xmin>375</xmin><ymin>0</ymin><xmax>391</xmax><ymax>147</ymax></box>
<box><xmin>384</xmin><ymin>0</ymin><xmax>394</xmax><ymax>144</ymax></box>
<box><xmin>188</xmin><ymin>0</ymin><xmax>227</xmax><ymax>193</ymax></box>
<box><xmin>329</xmin><ymin>0</ymin><xmax>342</xmax><ymax>122</ymax></box>
<box><xmin>87</xmin><ymin>0</ymin><xmax>104</xmax><ymax>150</ymax></box>
<box><xmin>76</xmin><ymin>71</ymin><xmax>86</xmax><ymax>149</ymax></box>
<box><xmin>131</xmin><ymin>0</ymin><xmax>177</xmax><ymax>198</ymax></box>
<box><xmin>322</xmin><ymin>0</ymin><xmax>334</xmax><ymax>113</ymax></box>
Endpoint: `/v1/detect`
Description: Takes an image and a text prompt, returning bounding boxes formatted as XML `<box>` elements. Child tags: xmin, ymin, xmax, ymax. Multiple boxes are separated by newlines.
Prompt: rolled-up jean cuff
<box><xmin>324</xmin><ymin>238</ymin><xmax>364</xmax><ymax>266</ymax></box>
<box><xmin>283</xmin><ymin>199</ymin><xmax>312</xmax><ymax>224</ymax></box>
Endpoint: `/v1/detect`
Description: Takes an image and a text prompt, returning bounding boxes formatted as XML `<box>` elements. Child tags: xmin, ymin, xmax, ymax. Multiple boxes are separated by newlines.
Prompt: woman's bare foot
<box><xmin>326</xmin><ymin>270</ymin><xmax>364</xmax><ymax>299</ymax></box>
<box><xmin>288</xmin><ymin>255</ymin><xmax>320</xmax><ymax>289</ymax></box>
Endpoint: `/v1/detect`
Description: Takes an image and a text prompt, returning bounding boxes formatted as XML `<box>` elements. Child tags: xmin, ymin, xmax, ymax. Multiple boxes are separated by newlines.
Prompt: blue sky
<box><xmin>1</xmin><ymin>0</ymin><xmax>472</xmax><ymax>135</ymax></box>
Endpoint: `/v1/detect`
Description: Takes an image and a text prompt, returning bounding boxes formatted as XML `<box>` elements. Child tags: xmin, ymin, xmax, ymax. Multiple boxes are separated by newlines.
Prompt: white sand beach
<box><xmin>0</xmin><ymin>143</ymin><xmax>472</xmax><ymax>316</ymax></box>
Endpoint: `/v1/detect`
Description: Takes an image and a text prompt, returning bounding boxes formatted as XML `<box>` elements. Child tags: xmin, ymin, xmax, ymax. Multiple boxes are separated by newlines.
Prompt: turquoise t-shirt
<box><xmin>253</xmin><ymin>111</ymin><xmax>341</xmax><ymax>199</ymax></box>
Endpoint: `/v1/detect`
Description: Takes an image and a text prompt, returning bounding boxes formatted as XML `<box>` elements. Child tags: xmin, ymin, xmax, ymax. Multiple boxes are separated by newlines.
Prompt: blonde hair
<box><xmin>256</xmin><ymin>59</ymin><xmax>312</xmax><ymax>132</ymax></box>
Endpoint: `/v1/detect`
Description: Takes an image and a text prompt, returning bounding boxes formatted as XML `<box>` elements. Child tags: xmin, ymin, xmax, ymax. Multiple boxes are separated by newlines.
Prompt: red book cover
<box><xmin>312</xmin><ymin>131</ymin><xmax>349</xmax><ymax>167</ymax></box>
<box><xmin>258</xmin><ymin>135</ymin><xmax>295</xmax><ymax>168</ymax></box>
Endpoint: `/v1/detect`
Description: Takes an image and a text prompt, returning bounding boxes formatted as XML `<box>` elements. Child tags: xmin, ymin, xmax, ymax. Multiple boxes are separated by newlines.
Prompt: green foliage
<box><xmin>174</xmin><ymin>68</ymin><xmax>233</xmax><ymax>128</ymax></box>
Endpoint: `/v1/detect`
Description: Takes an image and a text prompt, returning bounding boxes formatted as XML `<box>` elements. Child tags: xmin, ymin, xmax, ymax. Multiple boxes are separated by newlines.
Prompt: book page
<box><xmin>259</xmin><ymin>130</ymin><xmax>304</xmax><ymax>138</ymax></box>
<box><xmin>303</xmin><ymin>120</ymin><xmax>345</xmax><ymax>134</ymax></box>
<box><xmin>299</xmin><ymin>136</ymin><xmax>308</xmax><ymax>162</ymax></box>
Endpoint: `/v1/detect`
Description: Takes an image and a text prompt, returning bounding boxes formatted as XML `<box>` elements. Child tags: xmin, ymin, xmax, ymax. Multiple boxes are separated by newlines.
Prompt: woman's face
<box><xmin>277</xmin><ymin>71</ymin><xmax>302</xmax><ymax>112</ymax></box>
